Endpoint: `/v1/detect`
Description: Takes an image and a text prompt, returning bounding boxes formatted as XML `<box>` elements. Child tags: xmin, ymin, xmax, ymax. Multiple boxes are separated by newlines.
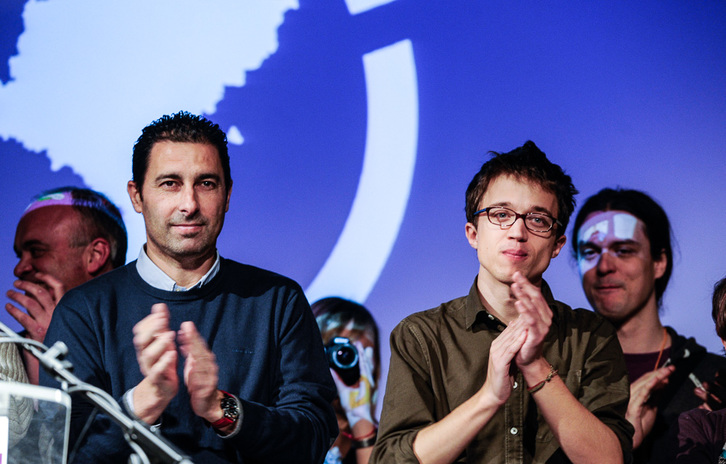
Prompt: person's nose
<box><xmin>507</xmin><ymin>215</ymin><xmax>528</xmax><ymax>241</ymax></box>
<box><xmin>596</xmin><ymin>250</ymin><xmax>616</xmax><ymax>275</ymax></box>
<box><xmin>178</xmin><ymin>185</ymin><xmax>200</xmax><ymax>216</ymax></box>
<box><xmin>14</xmin><ymin>252</ymin><xmax>33</xmax><ymax>279</ymax></box>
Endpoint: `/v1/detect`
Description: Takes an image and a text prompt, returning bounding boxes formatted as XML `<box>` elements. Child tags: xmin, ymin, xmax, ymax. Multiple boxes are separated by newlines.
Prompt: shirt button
<box><xmin>512</xmin><ymin>381</ymin><xmax>518</xmax><ymax>389</ymax></box>
<box><xmin>510</xmin><ymin>427</ymin><xmax>518</xmax><ymax>435</ymax></box>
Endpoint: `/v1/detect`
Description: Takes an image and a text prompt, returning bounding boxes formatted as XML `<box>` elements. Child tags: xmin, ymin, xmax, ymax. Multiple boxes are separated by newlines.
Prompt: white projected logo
<box><xmin>0</xmin><ymin>0</ymin><xmax>418</xmax><ymax>303</ymax></box>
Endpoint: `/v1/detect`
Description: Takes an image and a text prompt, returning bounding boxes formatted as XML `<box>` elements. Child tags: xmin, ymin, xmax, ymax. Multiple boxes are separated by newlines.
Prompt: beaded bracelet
<box><xmin>527</xmin><ymin>364</ymin><xmax>558</xmax><ymax>394</ymax></box>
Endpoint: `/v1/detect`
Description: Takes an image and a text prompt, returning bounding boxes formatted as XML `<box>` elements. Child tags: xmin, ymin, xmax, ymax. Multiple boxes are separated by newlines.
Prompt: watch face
<box><xmin>221</xmin><ymin>396</ymin><xmax>240</xmax><ymax>420</ymax></box>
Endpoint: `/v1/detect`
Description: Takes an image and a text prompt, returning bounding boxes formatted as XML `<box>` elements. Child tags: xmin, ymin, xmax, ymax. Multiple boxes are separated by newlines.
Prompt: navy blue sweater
<box><xmin>40</xmin><ymin>259</ymin><xmax>337</xmax><ymax>463</ymax></box>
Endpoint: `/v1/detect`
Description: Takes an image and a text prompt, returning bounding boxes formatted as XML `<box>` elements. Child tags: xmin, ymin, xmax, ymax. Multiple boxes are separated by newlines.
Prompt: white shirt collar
<box><xmin>136</xmin><ymin>246</ymin><xmax>221</xmax><ymax>292</ymax></box>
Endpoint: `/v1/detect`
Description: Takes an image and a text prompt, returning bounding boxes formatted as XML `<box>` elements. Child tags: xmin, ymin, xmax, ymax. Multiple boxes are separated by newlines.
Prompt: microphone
<box><xmin>0</xmin><ymin>322</ymin><xmax>71</xmax><ymax>382</ymax></box>
<box><xmin>0</xmin><ymin>321</ymin><xmax>195</xmax><ymax>463</ymax></box>
<box><xmin>37</xmin><ymin>340</ymin><xmax>74</xmax><ymax>377</ymax></box>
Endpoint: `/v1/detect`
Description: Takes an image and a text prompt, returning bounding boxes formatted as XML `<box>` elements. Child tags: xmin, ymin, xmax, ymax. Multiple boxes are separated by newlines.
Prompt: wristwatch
<box><xmin>209</xmin><ymin>391</ymin><xmax>240</xmax><ymax>429</ymax></box>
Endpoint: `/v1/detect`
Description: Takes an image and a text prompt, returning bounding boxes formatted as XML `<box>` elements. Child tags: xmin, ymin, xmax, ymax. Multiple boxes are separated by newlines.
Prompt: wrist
<box><xmin>350</xmin><ymin>425</ymin><xmax>377</xmax><ymax>449</ymax></box>
<box><xmin>133</xmin><ymin>380</ymin><xmax>173</xmax><ymax>424</ymax></box>
<box><xmin>477</xmin><ymin>379</ymin><xmax>510</xmax><ymax>409</ymax></box>
<box><xmin>205</xmin><ymin>390</ymin><xmax>240</xmax><ymax>432</ymax></box>
<box><xmin>203</xmin><ymin>390</ymin><xmax>227</xmax><ymax>423</ymax></box>
<box><xmin>519</xmin><ymin>357</ymin><xmax>550</xmax><ymax>382</ymax></box>
<box><xmin>526</xmin><ymin>363</ymin><xmax>558</xmax><ymax>394</ymax></box>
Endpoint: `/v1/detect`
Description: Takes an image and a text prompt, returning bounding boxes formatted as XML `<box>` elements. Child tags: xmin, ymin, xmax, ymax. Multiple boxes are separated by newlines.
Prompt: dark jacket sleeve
<box><xmin>224</xmin><ymin>287</ymin><xmax>338</xmax><ymax>463</ymax></box>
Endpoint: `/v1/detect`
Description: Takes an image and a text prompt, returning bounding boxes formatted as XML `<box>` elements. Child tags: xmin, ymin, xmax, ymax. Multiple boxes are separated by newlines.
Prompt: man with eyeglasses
<box><xmin>371</xmin><ymin>141</ymin><xmax>632</xmax><ymax>464</ymax></box>
<box><xmin>572</xmin><ymin>188</ymin><xmax>726</xmax><ymax>463</ymax></box>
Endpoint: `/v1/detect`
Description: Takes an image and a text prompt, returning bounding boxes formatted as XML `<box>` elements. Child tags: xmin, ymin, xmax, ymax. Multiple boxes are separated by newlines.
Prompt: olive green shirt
<box><xmin>371</xmin><ymin>279</ymin><xmax>633</xmax><ymax>464</ymax></box>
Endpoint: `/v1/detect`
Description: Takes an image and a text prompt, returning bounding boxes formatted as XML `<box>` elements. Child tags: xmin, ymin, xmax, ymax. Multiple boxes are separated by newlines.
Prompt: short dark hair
<box><xmin>132</xmin><ymin>111</ymin><xmax>231</xmax><ymax>193</ymax></box>
<box><xmin>465</xmin><ymin>140</ymin><xmax>577</xmax><ymax>238</ymax></box>
<box><xmin>571</xmin><ymin>188</ymin><xmax>673</xmax><ymax>307</ymax></box>
<box><xmin>712</xmin><ymin>277</ymin><xmax>726</xmax><ymax>341</ymax></box>
<box><xmin>30</xmin><ymin>187</ymin><xmax>127</xmax><ymax>268</ymax></box>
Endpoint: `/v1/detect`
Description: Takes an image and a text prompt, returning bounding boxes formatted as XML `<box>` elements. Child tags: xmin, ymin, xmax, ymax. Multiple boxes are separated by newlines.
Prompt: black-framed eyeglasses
<box><xmin>474</xmin><ymin>206</ymin><xmax>561</xmax><ymax>233</ymax></box>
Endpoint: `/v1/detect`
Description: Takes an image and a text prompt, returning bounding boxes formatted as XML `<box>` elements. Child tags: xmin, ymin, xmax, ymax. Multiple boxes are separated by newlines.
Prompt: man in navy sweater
<box><xmin>40</xmin><ymin>111</ymin><xmax>338</xmax><ymax>463</ymax></box>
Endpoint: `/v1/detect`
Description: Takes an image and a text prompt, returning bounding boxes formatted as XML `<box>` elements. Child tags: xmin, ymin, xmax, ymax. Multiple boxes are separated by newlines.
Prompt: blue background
<box><xmin>1</xmin><ymin>0</ymin><xmax>725</xmax><ymax>406</ymax></box>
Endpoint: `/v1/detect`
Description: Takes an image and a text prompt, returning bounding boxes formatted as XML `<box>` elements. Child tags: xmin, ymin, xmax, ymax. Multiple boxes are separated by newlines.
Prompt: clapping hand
<box><xmin>510</xmin><ymin>271</ymin><xmax>552</xmax><ymax>368</ymax></box>
<box><xmin>626</xmin><ymin>365</ymin><xmax>674</xmax><ymax>449</ymax></box>
<box><xmin>132</xmin><ymin>303</ymin><xmax>179</xmax><ymax>423</ymax></box>
<box><xmin>178</xmin><ymin>321</ymin><xmax>221</xmax><ymax>423</ymax></box>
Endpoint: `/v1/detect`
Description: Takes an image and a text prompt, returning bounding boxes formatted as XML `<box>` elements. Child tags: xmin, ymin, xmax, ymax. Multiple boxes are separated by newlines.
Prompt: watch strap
<box><xmin>209</xmin><ymin>390</ymin><xmax>240</xmax><ymax>429</ymax></box>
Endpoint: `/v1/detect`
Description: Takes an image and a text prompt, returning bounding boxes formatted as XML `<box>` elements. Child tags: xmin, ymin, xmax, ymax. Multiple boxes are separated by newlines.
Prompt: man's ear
<box><xmin>465</xmin><ymin>222</ymin><xmax>478</xmax><ymax>250</ymax></box>
<box><xmin>85</xmin><ymin>238</ymin><xmax>112</xmax><ymax>276</ymax></box>
<box><xmin>654</xmin><ymin>249</ymin><xmax>668</xmax><ymax>279</ymax></box>
<box><xmin>128</xmin><ymin>180</ymin><xmax>143</xmax><ymax>213</ymax></box>
<box><xmin>551</xmin><ymin>234</ymin><xmax>567</xmax><ymax>259</ymax></box>
<box><xmin>225</xmin><ymin>181</ymin><xmax>233</xmax><ymax>213</ymax></box>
